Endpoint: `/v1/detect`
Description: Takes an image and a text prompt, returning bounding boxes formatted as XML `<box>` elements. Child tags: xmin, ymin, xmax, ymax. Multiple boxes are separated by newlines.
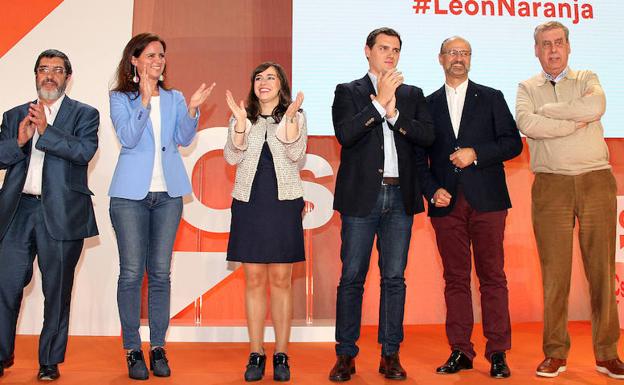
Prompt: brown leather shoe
<box><xmin>596</xmin><ymin>358</ymin><xmax>624</xmax><ymax>379</ymax></box>
<box><xmin>536</xmin><ymin>357</ymin><xmax>567</xmax><ymax>377</ymax></box>
<box><xmin>329</xmin><ymin>355</ymin><xmax>355</xmax><ymax>382</ymax></box>
<box><xmin>379</xmin><ymin>352</ymin><xmax>407</xmax><ymax>380</ymax></box>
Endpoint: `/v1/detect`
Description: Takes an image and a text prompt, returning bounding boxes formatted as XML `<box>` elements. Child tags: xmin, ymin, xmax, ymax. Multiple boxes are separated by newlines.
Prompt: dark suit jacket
<box><xmin>418</xmin><ymin>80</ymin><xmax>522</xmax><ymax>217</ymax></box>
<box><xmin>0</xmin><ymin>96</ymin><xmax>99</xmax><ymax>240</ymax></box>
<box><xmin>332</xmin><ymin>74</ymin><xmax>434</xmax><ymax>217</ymax></box>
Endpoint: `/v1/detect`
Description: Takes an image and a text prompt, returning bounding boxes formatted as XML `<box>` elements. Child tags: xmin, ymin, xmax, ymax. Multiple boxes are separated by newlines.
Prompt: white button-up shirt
<box><xmin>22</xmin><ymin>94</ymin><xmax>65</xmax><ymax>195</ymax></box>
<box><xmin>444</xmin><ymin>79</ymin><xmax>468</xmax><ymax>139</ymax></box>
<box><xmin>368</xmin><ymin>72</ymin><xmax>400</xmax><ymax>178</ymax></box>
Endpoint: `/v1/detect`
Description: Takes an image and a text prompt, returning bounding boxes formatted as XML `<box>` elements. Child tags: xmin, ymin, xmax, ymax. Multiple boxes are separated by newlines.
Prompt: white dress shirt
<box><xmin>368</xmin><ymin>72</ymin><xmax>400</xmax><ymax>178</ymax></box>
<box><xmin>444</xmin><ymin>79</ymin><xmax>469</xmax><ymax>139</ymax></box>
<box><xmin>148</xmin><ymin>96</ymin><xmax>168</xmax><ymax>192</ymax></box>
<box><xmin>22</xmin><ymin>94</ymin><xmax>65</xmax><ymax>195</ymax></box>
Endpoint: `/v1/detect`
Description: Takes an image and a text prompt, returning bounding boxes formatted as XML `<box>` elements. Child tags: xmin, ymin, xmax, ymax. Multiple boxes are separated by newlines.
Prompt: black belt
<box><xmin>22</xmin><ymin>193</ymin><xmax>42</xmax><ymax>200</ymax></box>
<box><xmin>382</xmin><ymin>177</ymin><xmax>400</xmax><ymax>186</ymax></box>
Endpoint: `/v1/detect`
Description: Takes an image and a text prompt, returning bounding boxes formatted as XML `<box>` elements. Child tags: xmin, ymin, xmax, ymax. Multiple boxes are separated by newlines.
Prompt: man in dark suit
<box><xmin>418</xmin><ymin>36</ymin><xmax>522</xmax><ymax>378</ymax></box>
<box><xmin>329</xmin><ymin>27</ymin><xmax>434</xmax><ymax>382</ymax></box>
<box><xmin>0</xmin><ymin>49</ymin><xmax>99</xmax><ymax>381</ymax></box>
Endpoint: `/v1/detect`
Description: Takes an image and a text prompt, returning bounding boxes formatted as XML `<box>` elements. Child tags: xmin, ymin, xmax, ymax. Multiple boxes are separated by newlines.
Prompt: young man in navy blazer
<box><xmin>329</xmin><ymin>27</ymin><xmax>434</xmax><ymax>381</ymax></box>
<box><xmin>0</xmin><ymin>49</ymin><xmax>99</xmax><ymax>381</ymax></box>
<box><xmin>418</xmin><ymin>36</ymin><xmax>522</xmax><ymax>378</ymax></box>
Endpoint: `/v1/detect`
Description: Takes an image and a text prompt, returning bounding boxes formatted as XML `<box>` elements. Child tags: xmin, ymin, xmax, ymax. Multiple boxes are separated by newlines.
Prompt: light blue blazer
<box><xmin>108</xmin><ymin>88</ymin><xmax>198</xmax><ymax>200</ymax></box>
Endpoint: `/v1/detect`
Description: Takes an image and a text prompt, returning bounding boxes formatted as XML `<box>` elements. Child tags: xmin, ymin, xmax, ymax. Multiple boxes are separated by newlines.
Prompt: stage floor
<box><xmin>2</xmin><ymin>322</ymin><xmax>620</xmax><ymax>384</ymax></box>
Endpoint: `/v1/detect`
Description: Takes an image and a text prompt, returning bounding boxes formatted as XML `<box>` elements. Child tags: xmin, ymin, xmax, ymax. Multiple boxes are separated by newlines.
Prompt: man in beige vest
<box><xmin>516</xmin><ymin>21</ymin><xmax>622</xmax><ymax>379</ymax></box>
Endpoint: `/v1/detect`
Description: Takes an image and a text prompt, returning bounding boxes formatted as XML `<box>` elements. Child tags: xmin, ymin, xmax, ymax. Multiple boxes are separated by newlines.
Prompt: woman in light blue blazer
<box><xmin>109</xmin><ymin>33</ymin><xmax>214</xmax><ymax>381</ymax></box>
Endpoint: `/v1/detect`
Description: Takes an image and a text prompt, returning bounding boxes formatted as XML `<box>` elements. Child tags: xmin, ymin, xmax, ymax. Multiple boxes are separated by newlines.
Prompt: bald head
<box><xmin>440</xmin><ymin>36</ymin><xmax>472</xmax><ymax>54</ymax></box>
<box><xmin>438</xmin><ymin>36</ymin><xmax>472</xmax><ymax>87</ymax></box>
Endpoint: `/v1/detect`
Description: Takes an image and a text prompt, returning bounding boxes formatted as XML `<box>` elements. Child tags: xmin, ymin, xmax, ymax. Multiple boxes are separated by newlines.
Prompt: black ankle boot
<box><xmin>126</xmin><ymin>350</ymin><xmax>148</xmax><ymax>380</ymax></box>
<box><xmin>149</xmin><ymin>347</ymin><xmax>171</xmax><ymax>377</ymax></box>
<box><xmin>244</xmin><ymin>352</ymin><xmax>266</xmax><ymax>381</ymax></box>
<box><xmin>273</xmin><ymin>352</ymin><xmax>290</xmax><ymax>381</ymax></box>
<box><xmin>1</xmin><ymin>354</ymin><xmax>14</xmax><ymax>377</ymax></box>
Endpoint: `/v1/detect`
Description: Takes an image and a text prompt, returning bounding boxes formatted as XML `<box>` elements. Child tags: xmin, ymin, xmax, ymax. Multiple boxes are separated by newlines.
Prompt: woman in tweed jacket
<box><xmin>224</xmin><ymin>62</ymin><xmax>306</xmax><ymax>382</ymax></box>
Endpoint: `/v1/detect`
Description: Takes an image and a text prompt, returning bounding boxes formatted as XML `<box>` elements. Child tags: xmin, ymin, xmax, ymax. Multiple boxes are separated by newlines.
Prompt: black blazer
<box><xmin>0</xmin><ymin>96</ymin><xmax>99</xmax><ymax>240</ymax></box>
<box><xmin>419</xmin><ymin>81</ymin><xmax>522</xmax><ymax>217</ymax></box>
<box><xmin>332</xmin><ymin>74</ymin><xmax>434</xmax><ymax>217</ymax></box>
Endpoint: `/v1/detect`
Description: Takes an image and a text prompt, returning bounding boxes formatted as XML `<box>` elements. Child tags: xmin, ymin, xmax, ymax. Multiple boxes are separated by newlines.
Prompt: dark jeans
<box><xmin>0</xmin><ymin>195</ymin><xmax>83</xmax><ymax>365</ymax></box>
<box><xmin>431</xmin><ymin>191</ymin><xmax>510</xmax><ymax>360</ymax></box>
<box><xmin>335</xmin><ymin>185</ymin><xmax>413</xmax><ymax>357</ymax></box>
<box><xmin>110</xmin><ymin>192</ymin><xmax>182</xmax><ymax>350</ymax></box>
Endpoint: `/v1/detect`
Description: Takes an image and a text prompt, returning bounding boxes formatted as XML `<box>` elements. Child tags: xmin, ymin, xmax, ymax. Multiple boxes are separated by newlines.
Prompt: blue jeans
<box><xmin>335</xmin><ymin>185</ymin><xmax>413</xmax><ymax>357</ymax></box>
<box><xmin>110</xmin><ymin>192</ymin><xmax>183</xmax><ymax>350</ymax></box>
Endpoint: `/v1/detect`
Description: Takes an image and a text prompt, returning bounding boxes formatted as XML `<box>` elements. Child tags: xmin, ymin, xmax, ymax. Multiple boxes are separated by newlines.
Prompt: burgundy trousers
<box><xmin>431</xmin><ymin>191</ymin><xmax>511</xmax><ymax>360</ymax></box>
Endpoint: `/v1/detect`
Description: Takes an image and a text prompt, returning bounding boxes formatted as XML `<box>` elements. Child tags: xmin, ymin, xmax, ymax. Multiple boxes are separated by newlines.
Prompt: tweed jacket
<box><xmin>224</xmin><ymin>111</ymin><xmax>307</xmax><ymax>202</ymax></box>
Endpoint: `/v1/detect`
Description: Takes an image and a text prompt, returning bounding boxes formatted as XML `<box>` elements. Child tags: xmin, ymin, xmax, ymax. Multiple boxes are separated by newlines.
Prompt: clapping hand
<box><xmin>188</xmin><ymin>82</ymin><xmax>216</xmax><ymax>118</ymax></box>
<box><xmin>139</xmin><ymin>66</ymin><xmax>155</xmax><ymax>107</ymax></box>
<box><xmin>369</xmin><ymin>93</ymin><xmax>397</xmax><ymax>119</ymax></box>
<box><xmin>28</xmin><ymin>102</ymin><xmax>47</xmax><ymax>135</ymax></box>
<box><xmin>17</xmin><ymin>115</ymin><xmax>35</xmax><ymax>147</ymax></box>
<box><xmin>225</xmin><ymin>90</ymin><xmax>247</xmax><ymax>123</ymax></box>
<box><xmin>375</xmin><ymin>68</ymin><xmax>403</xmax><ymax>108</ymax></box>
<box><xmin>285</xmin><ymin>92</ymin><xmax>304</xmax><ymax>122</ymax></box>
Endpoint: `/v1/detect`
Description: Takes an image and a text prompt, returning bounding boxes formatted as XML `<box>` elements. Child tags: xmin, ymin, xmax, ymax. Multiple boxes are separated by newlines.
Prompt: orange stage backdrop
<box><xmin>1</xmin><ymin>1</ymin><xmax>623</xmax><ymax>338</ymax></box>
<box><xmin>131</xmin><ymin>0</ymin><xmax>624</xmax><ymax>329</ymax></box>
<box><xmin>169</xmin><ymin>137</ymin><xmax>624</xmax><ymax>326</ymax></box>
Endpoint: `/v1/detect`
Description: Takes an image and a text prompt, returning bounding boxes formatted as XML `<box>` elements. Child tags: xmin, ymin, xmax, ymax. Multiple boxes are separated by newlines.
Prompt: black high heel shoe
<box><xmin>273</xmin><ymin>352</ymin><xmax>291</xmax><ymax>381</ymax></box>
<box><xmin>126</xmin><ymin>350</ymin><xmax>148</xmax><ymax>380</ymax></box>
<box><xmin>149</xmin><ymin>347</ymin><xmax>171</xmax><ymax>377</ymax></box>
<box><xmin>244</xmin><ymin>352</ymin><xmax>266</xmax><ymax>381</ymax></box>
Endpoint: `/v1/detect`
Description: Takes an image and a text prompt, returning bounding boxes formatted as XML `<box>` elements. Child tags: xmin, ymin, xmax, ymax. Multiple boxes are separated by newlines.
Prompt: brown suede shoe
<box><xmin>536</xmin><ymin>357</ymin><xmax>567</xmax><ymax>377</ymax></box>
<box><xmin>329</xmin><ymin>355</ymin><xmax>355</xmax><ymax>382</ymax></box>
<box><xmin>596</xmin><ymin>358</ymin><xmax>624</xmax><ymax>379</ymax></box>
<box><xmin>379</xmin><ymin>352</ymin><xmax>407</xmax><ymax>380</ymax></box>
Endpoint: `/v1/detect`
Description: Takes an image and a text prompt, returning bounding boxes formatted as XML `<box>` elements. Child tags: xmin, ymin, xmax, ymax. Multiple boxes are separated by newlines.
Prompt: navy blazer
<box><xmin>418</xmin><ymin>81</ymin><xmax>522</xmax><ymax>217</ymax></box>
<box><xmin>0</xmin><ymin>96</ymin><xmax>99</xmax><ymax>240</ymax></box>
<box><xmin>332</xmin><ymin>74</ymin><xmax>435</xmax><ymax>217</ymax></box>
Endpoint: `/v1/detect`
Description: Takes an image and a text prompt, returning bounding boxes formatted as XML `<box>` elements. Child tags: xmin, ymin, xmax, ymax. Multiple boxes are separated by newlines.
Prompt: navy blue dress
<box><xmin>227</xmin><ymin>128</ymin><xmax>305</xmax><ymax>263</ymax></box>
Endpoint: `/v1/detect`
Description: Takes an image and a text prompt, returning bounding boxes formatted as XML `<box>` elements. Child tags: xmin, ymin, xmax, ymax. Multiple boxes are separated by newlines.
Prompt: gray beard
<box><xmin>37</xmin><ymin>83</ymin><xmax>66</xmax><ymax>101</ymax></box>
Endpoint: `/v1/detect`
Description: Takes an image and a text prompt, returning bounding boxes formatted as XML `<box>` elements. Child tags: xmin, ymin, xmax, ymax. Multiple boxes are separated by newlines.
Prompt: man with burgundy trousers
<box><xmin>417</xmin><ymin>36</ymin><xmax>522</xmax><ymax>378</ymax></box>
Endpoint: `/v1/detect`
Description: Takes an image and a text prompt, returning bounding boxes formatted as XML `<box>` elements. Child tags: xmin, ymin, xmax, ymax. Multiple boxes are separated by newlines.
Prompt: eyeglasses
<box><xmin>540</xmin><ymin>40</ymin><xmax>566</xmax><ymax>49</ymax></box>
<box><xmin>36</xmin><ymin>66</ymin><xmax>66</xmax><ymax>75</ymax></box>
<box><xmin>443</xmin><ymin>49</ymin><xmax>472</xmax><ymax>57</ymax></box>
